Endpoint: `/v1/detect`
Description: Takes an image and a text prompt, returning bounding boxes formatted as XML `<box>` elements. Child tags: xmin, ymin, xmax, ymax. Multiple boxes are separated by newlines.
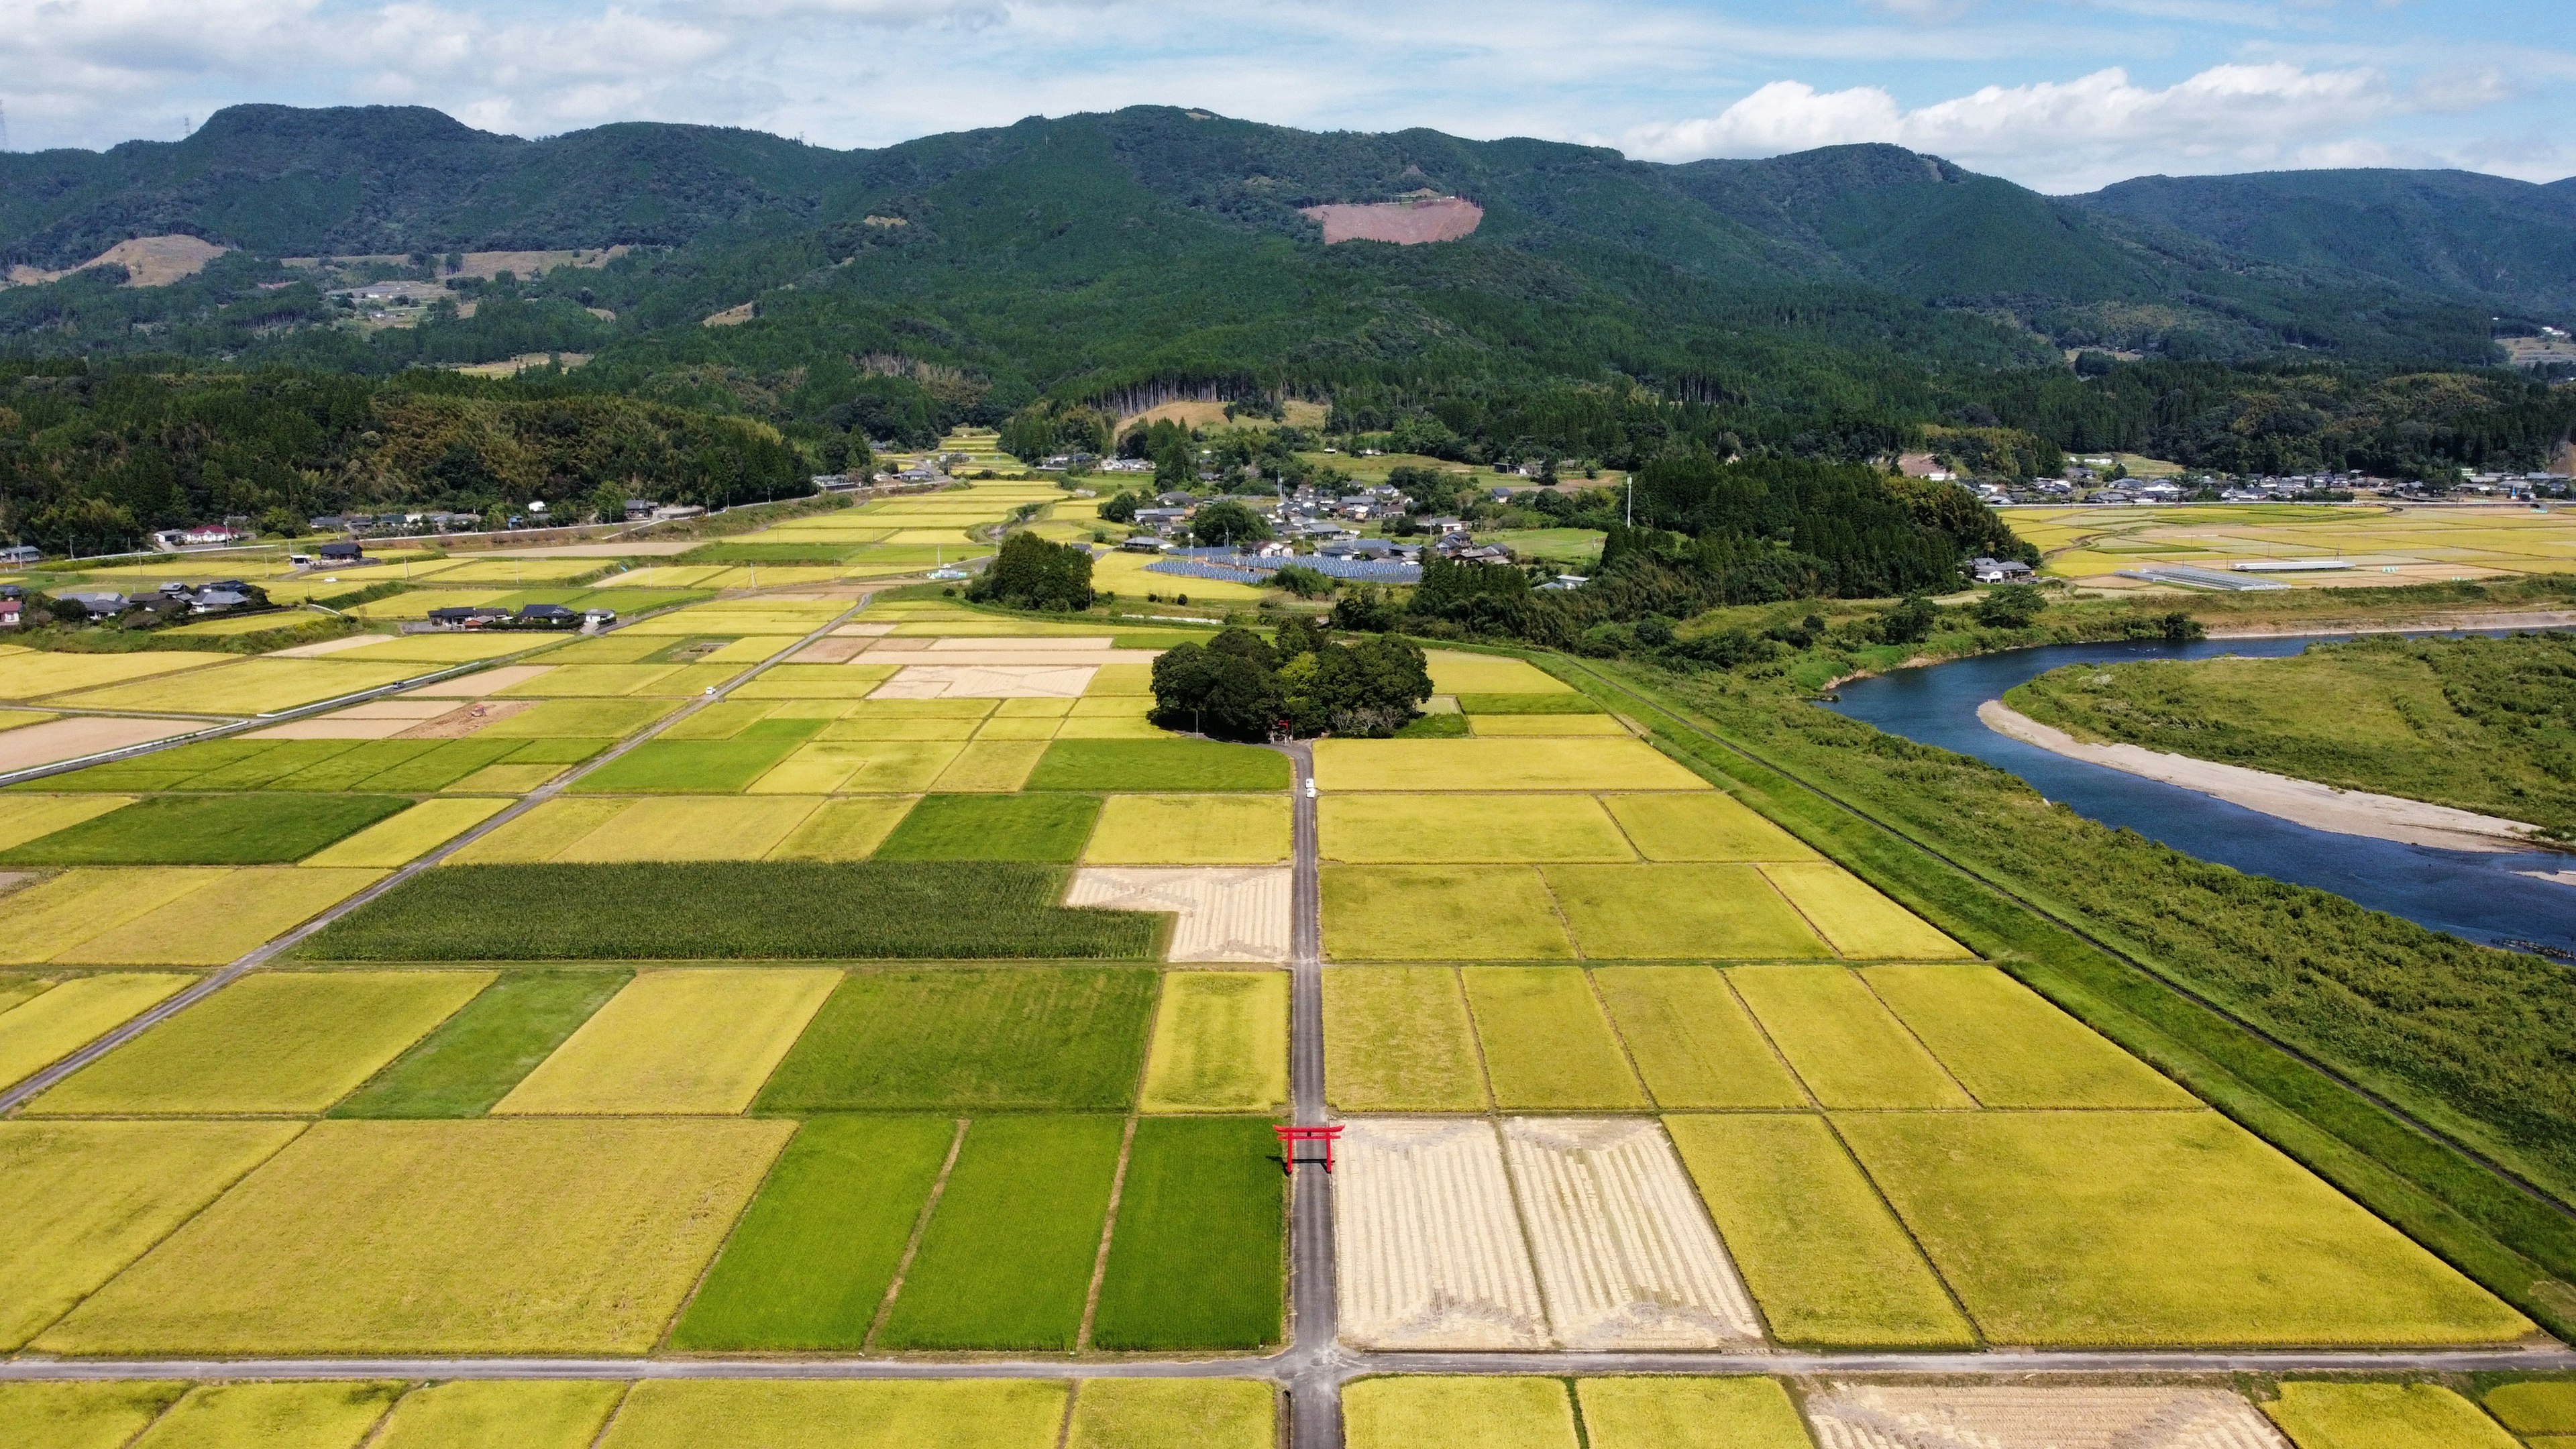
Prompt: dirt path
<box><xmin>1979</xmin><ymin>700</ymin><xmax>2550</xmax><ymax>854</ymax></box>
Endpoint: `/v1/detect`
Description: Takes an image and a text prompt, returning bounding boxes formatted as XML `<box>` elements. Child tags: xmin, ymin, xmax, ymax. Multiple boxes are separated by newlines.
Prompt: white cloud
<box><xmin>1626</xmin><ymin>62</ymin><xmax>2404</xmax><ymax>190</ymax></box>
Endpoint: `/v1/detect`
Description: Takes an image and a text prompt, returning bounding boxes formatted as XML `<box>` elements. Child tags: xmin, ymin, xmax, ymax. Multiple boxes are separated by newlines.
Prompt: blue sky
<box><xmin>5</xmin><ymin>0</ymin><xmax>2569</xmax><ymax>192</ymax></box>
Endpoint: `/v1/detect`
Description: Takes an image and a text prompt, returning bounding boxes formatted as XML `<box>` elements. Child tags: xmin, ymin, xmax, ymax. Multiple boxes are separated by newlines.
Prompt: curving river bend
<box><xmin>1823</xmin><ymin>635</ymin><xmax>2576</xmax><ymax>957</ymax></box>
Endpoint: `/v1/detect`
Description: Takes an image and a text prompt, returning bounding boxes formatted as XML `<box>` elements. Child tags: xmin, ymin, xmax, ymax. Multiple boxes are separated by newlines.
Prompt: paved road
<box><xmin>1273</xmin><ymin>740</ymin><xmax>1350</xmax><ymax>1449</ymax></box>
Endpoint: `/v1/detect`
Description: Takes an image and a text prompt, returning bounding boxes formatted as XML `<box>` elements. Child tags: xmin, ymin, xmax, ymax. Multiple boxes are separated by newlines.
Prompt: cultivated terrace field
<box><xmin>0</xmin><ymin>523</ymin><xmax>2571</xmax><ymax>1446</ymax></box>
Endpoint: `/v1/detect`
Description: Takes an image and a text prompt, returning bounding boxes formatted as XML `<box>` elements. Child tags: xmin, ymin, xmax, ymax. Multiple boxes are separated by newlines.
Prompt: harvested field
<box><xmin>32</xmin><ymin>971</ymin><xmax>491</xmax><ymax>1115</ymax></box>
<box><xmin>1664</xmin><ymin>1113</ymin><xmax>1974</xmax><ymax>1347</ymax></box>
<box><xmin>1092</xmin><ymin>1116</ymin><xmax>1287</xmax><ymax>1349</ymax></box>
<box><xmin>0</xmin><ymin>794</ymin><xmax>134</xmax><ymax>851</ymax></box>
<box><xmin>0</xmin><ymin>1120</ymin><xmax>302</xmax><ymax>1348</ymax></box>
<box><xmin>1545</xmin><ymin>864</ymin><xmax>1835</xmax><ymax>960</ymax></box>
<box><xmin>407</xmin><ymin>663</ymin><xmax>553</xmax><ymax>696</ymax></box>
<box><xmin>1320</xmin><ymin>794</ymin><xmax>1633</xmax><ymax>862</ymax></box>
<box><xmin>1804</xmin><ymin>1385</ymin><xmax>2290</xmax><ymax>1449</ymax></box>
<box><xmin>1344</xmin><ymin>1377</ymin><xmax>1572</xmax><ymax>1449</ymax></box>
<box><xmin>759</xmin><ymin>967</ymin><xmax>1157</xmax><ymax>1111</ymax></box>
<box><xmin>494</xmin><ymin>968</ymin><xmax>839</xmax><ymax>1114</ymax></box>
<box><xmin>1839</xmin><ymin>1110</ymin><xmax>2533</xmax><ymax>1345</ymax></box>
<box><xmin>333</xmin><ymin>970</ymin><xmax>630</xmax><ymax>1118</ymax></box>
<box><xmin>1321</xmin><ymin>864</ymin><xmax>1574</xmax><ymax>959</ymax></box>
<box><xmin>1464</xmin><ymin>967</ymin><xmax>1645</xmax><ymax>1108</ymax></box>
<box><xmin>877</xmin><ymin>1114</ymin><xmax>1124</xmax><ymax>1350</ymax></box>
<box><xmin>1336</xmin><ymin>1118</ymin><xmax>1549</xmax><ymax>1349</ymax></box>
<box><xmin>1323</xmin><ymin>967</ymin><xmax>1487</xmax><ymax>1112</ymax></box>
<box><xmin>1591</xmin><ymin>967</ymin><xmax>1805</xmax><ymax>1108</ymax></box>
<box><xmin>304</xmin><ymin>861</ymin><xmax>1160</xmax><ymax>960</ymax></box>
<box><xmin>1575</xmin><ymin>1379</ymin><xmax>1813</xmax><ymax>1449</ymax></box>
<box><xmin>595</xmin><ymin>1381</ymin><xmax>1066</xmax><ymax>1449</ymax></box>
<box><xmin>127</xmin><ymin>1381</ymin><xmax>400</xmax><ymax>1449</ymax></box>
<box><xmin>58</xmin><ymin>866</ymin><xmax>385</xmax><ymax>965</ymax></box>
<box><xmin>0</xmin><ymin>792</ymin><xmax>410</xmax><ymax>865</ymax></box>
<box><xmin>0</xmin><ymin>1383</ymin><xmax>186</xmax><ymax>1449</ymax></box>
<box><xmin>1729</xmin><ymin>967</ymin><xmax>1974</xmax><ymax>1108</ymax></box>
<box><xmin>879</xmin><ymin>791</ymin><xmax>1098</xmax><ymax>860</ymax></box>
<box><xmin>1760</xmin><ymin>861</ymin><xmax>1971</xmax><ymax>959</ymax></box>
<box><xmin>765</xmin><ymin>796</ymin><xmax>914</xmax><ymax>858</ymax></box>
<box><xmin>1086</xmin><ymin>794</ymin><xmax>1291</xmax><ymax>864</ymax></box>
<box><xmin>2264</xmin><ymin>1383</ymin><xmax>2512</xmax><ymax>1449</ymax></box>
<box><xmin>554</xmin><ymin>796</ymin><xmax>824</xmax><ymax>862</ymax></box>
<box><xmin>929</xmin><ymin>739</ymin><xmax>1049</xmax><ymax>791</ymax></box>
<box><xmin>1031</xmin><ymin>739</ymin><xmax>1289</xmax><ymax>792</ymax></box>
<box><xmin>1422</xmin><ymin>651</ymin><xmax>1570</xmax><ymax>694</ymax></box>
<box><xmin>669</xmin><ymin>1115</ymin><xmax>953</xmax><ymax>1350</ymax></box>
<box><xmin>1865</xmin><ymin>965</ymin><xmax>2197</xmax><ymax>1108</ymax></box>
<box><xmin>298</xmin><ymin>797</ymin><xmax>511</xmax><ymax>867</ymax></box>
<box><xmin>0</xmin><ymin>716</ymin><xmax>204</xmax><ymax>773</ymax></box>
<box><xmin>1501</xmin><ymin>1116</ymin><xmax>1762</xmax><ymax>1348</ymax></box>
<box><xmin>1313</xmin><ymin>738</ymin><xmax>1707</xmax><ymax>792</ymax></box>
<box><xmin>1067</xmin><ymin>1381</ymin><xmax>1274</xmax><ymax>1449</ymax></box>
<box><xmin>0</xmin><ymin>973</ymin><xmax>194</xmax><ymax>1091</ymax></box>
<box><xmin>873</xmin><ymin>663</ymin><xmax>1095</xmax><ymax>698</ymax></box>
<box><xmin>1600</xmin><ymin>792</ymin><xmax>1818</xmax><ymax>861</ymax></box>
<box><xmin>35</xmin><ymin>1118</ymin><xmax>794</xmax><ymax>1354</ymax></box>
<box><xmin>246</xmin><ymin>714</ymin><xmax>417</xmax><ymax>739</ymax></box>
<box><xmin>1067</xmin><ymin>867</ymin><xmax>1291</xmax><ymax>962</ymax></box>
<box><xmin>369</xmin><ymin>1381</ymin><xmax>627</xmax><ymax>1449</ymax></box>
<box><xmin>1140</xmin><ymin>971</ymin><xmax>1289</xmax><ymax>1112</ymax></box>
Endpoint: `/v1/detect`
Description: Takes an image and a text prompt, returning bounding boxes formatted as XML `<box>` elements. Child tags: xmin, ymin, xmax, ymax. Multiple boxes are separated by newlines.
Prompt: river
<box><xmin>1823</xmin><ymin>635</ymin><xmax>2576</xmax><ymax>956</ymax></box>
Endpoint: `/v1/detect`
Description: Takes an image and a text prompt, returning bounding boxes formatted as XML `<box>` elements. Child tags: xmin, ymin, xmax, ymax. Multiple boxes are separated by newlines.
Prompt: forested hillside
<box><xmin>0</xmin><ymin>103</ymin><xmax>2570</xmax><ymax>541</ymax></box>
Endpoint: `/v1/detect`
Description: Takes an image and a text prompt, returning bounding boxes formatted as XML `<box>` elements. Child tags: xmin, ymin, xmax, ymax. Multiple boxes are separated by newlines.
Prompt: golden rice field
<box><xmin>2012</xmin><ymin>501</ymin><xmax>2576</xmax><ymax>588</ymax></box>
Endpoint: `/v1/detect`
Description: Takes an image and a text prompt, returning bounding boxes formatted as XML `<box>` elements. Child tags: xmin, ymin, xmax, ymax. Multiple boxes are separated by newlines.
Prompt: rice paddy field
<box><xmin>0</xmin><ymin>575</ymin><xmax>2555</xmax><ymax>1439</ymax></box>
<box><xmin>2012</xmin><ymin>500</ymin><xmax>2576</xmax><ymax>589</ymax></box>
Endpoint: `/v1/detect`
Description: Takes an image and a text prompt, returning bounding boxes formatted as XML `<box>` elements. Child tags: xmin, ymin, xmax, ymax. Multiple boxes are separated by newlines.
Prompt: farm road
<box><xmin>0</xmin><ymin>598</ymin><xmax>870</xmax><ymax>1116</ymax></box>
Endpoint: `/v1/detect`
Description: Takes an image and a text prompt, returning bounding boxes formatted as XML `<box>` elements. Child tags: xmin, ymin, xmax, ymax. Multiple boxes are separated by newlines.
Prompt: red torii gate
<box><xmin>1274</xmin><ymin>1124</ymin><xmax>1344</xmax><ymax>1173</ymax></box>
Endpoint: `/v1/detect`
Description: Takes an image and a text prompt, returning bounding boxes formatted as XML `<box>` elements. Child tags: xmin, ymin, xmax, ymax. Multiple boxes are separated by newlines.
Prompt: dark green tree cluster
<box><xmin>967</xmin><ymin>531</ymin><xmax>1094</xmax><ymax>610</ymax></box>
<box><xmin>998</xmin><ymin>399</ymin><xmax>1114</xmax><ymax>462</ymax></box>
<box><xmin>0</xmin><ymin>362</ymin><xmax>807</xmax><ymax>547</ymax></box>
<box><xmin>1150</xmin><ymin>623</ymin><xmax>1431</xmax><ymax>739</ymax></box>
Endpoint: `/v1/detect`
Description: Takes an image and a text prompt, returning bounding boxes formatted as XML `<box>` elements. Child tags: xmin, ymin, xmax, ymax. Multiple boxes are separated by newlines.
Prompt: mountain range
<box><xmin>2</xmin><ymin>103</ymin><xmax>2571</xmax><ymax>484</ymax></box>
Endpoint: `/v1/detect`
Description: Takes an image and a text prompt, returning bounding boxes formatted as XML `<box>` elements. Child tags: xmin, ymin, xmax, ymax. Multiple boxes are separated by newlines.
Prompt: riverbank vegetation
<box><xmin>2007</xmin><ymin>634</ymin><xmax>2576</xmax><ymax>838</ymax></box>
<box><xmin>1540</xmin><ymin>643</ymin><xmax>2576</xmax><ymax>1338</ymax></box>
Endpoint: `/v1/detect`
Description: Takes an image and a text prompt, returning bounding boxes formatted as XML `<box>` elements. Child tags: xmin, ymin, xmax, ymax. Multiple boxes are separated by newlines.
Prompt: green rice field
<box><xmin>668</xmin><ymin>1115</ymin><xmax>954</xmax><ymax>1350</ymax></box>
<box><xmin>875</xmin><ymin>791</ymin><xmax>1099</xmax><ymax>861</ymax></box>
<box><xmin>757</xmin><ymin>967</ymin><xmax>1157</xmax><ymax>1111</ymax></box>
<box><xmin>1090</xmin><ymin>1116</ymin><xmax>1285</xmax><ymax>1350</ymax></box>
<box><xmin>301</xmin><ymin>862</ymin><xmax>1163</xmax><ymax>959</ymax></box>
<box><xmin>331</xmin><ymin>970</ymin><xmax>631</xmax><ymax>1118</ymax></box>
<box><xmin>1027</xmin><ymin>739</ymin><xmax>1289</xmax><ymax>792</ymax></box>
<box><xmin>0</xmin><ymin>794</ymin><xmax>411</xmax><ymax>865</ymax></box>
